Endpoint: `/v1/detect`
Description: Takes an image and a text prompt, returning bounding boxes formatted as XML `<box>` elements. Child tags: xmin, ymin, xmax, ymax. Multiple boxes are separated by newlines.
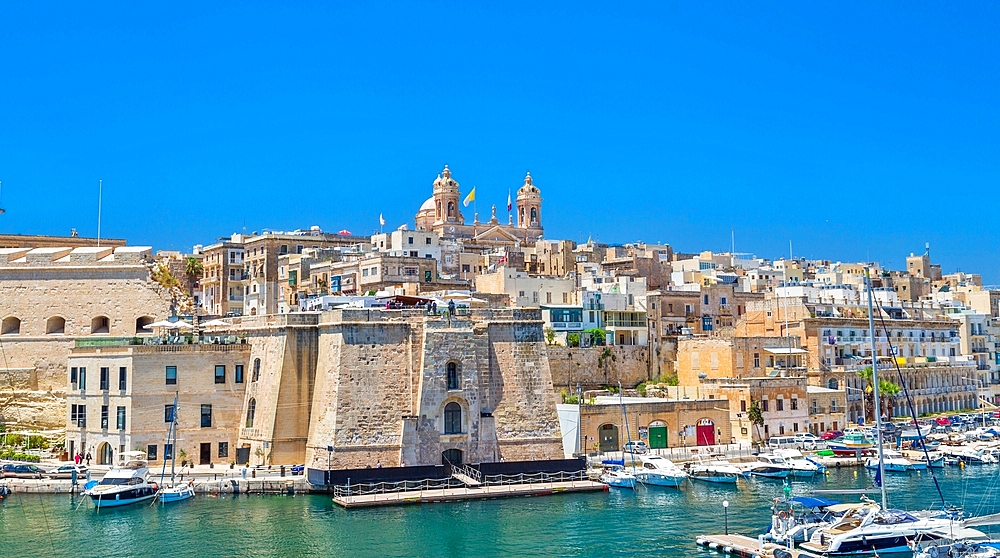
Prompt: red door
<box><xmin>696</xmin><ymin>419</ymin><xmax>716</xmax><ymax>446</ymax></box>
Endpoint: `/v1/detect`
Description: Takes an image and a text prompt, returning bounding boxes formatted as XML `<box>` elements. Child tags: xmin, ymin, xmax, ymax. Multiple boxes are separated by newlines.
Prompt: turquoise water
<box><xmin>4</xmin><ymin>466</ymin><xmax>1000</xmax><ymax>557</ymax></box>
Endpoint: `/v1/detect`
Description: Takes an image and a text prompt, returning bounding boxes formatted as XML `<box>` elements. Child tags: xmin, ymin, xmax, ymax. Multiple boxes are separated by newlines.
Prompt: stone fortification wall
<box><xmin>547</xmin><ymin>346</ymin><xmax>651</xmax><ymax>392</ymax></box>
<box><xmin>486</xmin><ymin>319</ymin><xmax>564</xmax><ymax>461</ymax></box>
<box><xmin>0</xmin><ymin>253</ymin><xmax>176</xmax><ymax>428</ymax></box>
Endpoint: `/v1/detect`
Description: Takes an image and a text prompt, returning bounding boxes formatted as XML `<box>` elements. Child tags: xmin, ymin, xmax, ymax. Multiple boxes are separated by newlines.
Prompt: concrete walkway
<box><xmin>334</xmin><ymin>479</ymin><xmax>607</xmax><ymax>508</ymax></box>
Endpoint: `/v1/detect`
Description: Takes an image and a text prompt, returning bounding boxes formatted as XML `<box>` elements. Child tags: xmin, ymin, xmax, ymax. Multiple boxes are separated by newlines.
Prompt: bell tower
<box><xmin>515</xmin><ymin>171</ymin><xmax>542</xmax><ymax>229</ymax></box>
<box><xmin>432</xmin><ymin>165</ymin><xmax>464</xmax><ymax>226</ymax></box>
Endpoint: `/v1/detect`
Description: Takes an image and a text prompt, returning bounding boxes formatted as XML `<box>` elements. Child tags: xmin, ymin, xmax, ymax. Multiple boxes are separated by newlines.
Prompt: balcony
<box><xmin>550</xmin><ymin>322</ymin><xmax>584</xmax><ymax>331</ymax></box>
<box><xmin>605</xmin><ymin>319</ymin><xmax>647</xmax><ymax>328</ymax></box>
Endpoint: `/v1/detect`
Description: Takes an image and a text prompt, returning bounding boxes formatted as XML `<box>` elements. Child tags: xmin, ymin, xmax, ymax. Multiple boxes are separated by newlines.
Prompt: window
<box><xmin>147</xmin><ymin>445</ymin><xmax>158</xmax><ymax>460</ymax></box>
<box><xmin>252</xmin><ymin>359</ymin><xmax>261</xmax><ymax>382</ymax></box>
<box><xmin>101</xmin><ymin>405</ymin><xmax>109</xmax><ymax>429</ymax></box>
<box><xmin>828</xmin><ymin>378</ymin><xmax>839</xmax><ymax>390</ymax></box>
<box><xmin>444</xmin><ymin>402</ymin><xmax>462</xmax><ymax>434</ymax></box>
<box><xmin>215</xmin><ymin>365</ymin><xmax>226</xmax><ymax>384</ymax></box>
<box><xmin>791</xmin><ymin>398</ymin><xmax>798</xmax><ymax>411</ymax></box>
<box><xmin>119</xmin><ymin>367</ymin><xmax>127</xmax><ymax>390</ymax></box>
<box><xmin>165</xmin><ymin>404</ymin><xmax>175</xmax><ymax>423</ymax></box>
<box><xmin>245</xmin><ymin>398</ymin><xmax>256</xmax><ymax>428</ymax></box>
<box><xmin>762</xmin><ymin>399</ymin><xmax>769</xmax><ymax>412</ymax></box>
<box><xmin>740</xmin><ymin>400</ymin><xmax>747</xmax><ymax>413</ymax></box>
<box><xmin>116</xmin><ymin>406</ymin><xmax>126</xmax><ymax>430</ymax></box>
<box><xmin>166</xmin><ymin>366</ymin><xmax>177</xmax><ymax>385</ymax></box>
<box><xmin>447</xmin><ymin>362</ymin><xmax>459</xmax><ymax>390</ymax></box>
<box><xmin>704</xmin><ymin>295</ymin><xmax>709</xmax><ymax>305</ymax></box>
<box><xmin>235</xmin><ymin>364</ymin><xmax>245</xmax><ymax>383</ymax></box>
<box><xmin>71</xmin><ymin>367</ymin><xmax>78</xmax><ymax>388</ymax></box>
<box><xmin>100</xmin><ymin>367</ymin><xmax>109</xmax><ymax>390</ymax></box>
<box><xmin>164</xmin><ymin>444</ymin><xmax>173</xmax><ymax>460</ymax></box>
<box><xmin>425</xmin><ymin>237</ymin><xmax>431</xmax><ymax>245</ymax></box>
<box><xmin>218</xmin><ymin>442</ymin><xmax>229</xmax><ymax>458</ymax></box>
<box><xmin>79</xmin><ymin>367</ymin><xmax>87</xmax><ymax>390</ymax></box>
<box><xmin>71</xmin><ymin>404</ymin><xmax>87</xmax><ymax>427</ymax></box>
<box><xmin>777</xmin><ymin>399</ymin><xmax>784</xmax><ymax>411</ymax></box>
<box><xmin>408</xmin><ymin>236</ymin><xmax>414</xmax><ymax>245</ymax></box>
<box><xmin>201</xmin><ymin>404</ymin><xmax>213</xmax><ymax>428</ymax></box>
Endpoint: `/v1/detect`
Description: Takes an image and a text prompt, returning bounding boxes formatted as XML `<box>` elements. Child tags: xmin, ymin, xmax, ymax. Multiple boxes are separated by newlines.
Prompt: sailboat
<box><xmin>600</xmin><ymin>383</ymin><xmax>638</xmax><ymax>489</ymax></box>
<box><xmin>156</xmin><ymin>394</ymin><xmax>195</xmax><ymax>503</ymax></box>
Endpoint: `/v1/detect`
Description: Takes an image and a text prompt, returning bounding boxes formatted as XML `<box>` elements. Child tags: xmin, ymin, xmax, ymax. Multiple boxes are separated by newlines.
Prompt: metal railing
<box><xmin>332</xmin><ymin>470</ymin><xmax>588</xmax><ymax>500</ymax></box>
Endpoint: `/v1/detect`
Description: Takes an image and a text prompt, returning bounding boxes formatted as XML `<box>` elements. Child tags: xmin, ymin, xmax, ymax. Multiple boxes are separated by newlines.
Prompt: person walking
<box><xmin>85</xmin><ymin>451</ymin><xmax>92</xmax><ymax>466</ymax></box>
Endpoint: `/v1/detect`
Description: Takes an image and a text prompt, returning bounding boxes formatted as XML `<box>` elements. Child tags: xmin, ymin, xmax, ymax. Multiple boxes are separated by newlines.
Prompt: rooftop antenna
<box><xmin>0</xmin><ymin>181</ymin><xmax>5</xmax><ymax>214</ymax></box>
<box><xmin>97</xmin><ymin>180</ymin><xmax>103</xmax><ymax>247</ymax></box>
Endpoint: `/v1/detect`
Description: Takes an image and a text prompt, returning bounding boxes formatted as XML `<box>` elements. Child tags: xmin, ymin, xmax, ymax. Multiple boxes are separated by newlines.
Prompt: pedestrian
<box><xmin>377</xmin><ymin>460</ymin><xmax>382</xmax><ymax>468</ymax></box>
<box><xmin>448</xmin><ymin>300</ymin><xmax>456</xmax><ymax>315</ymax></box>
<box><xmin>85</xmin><ymin>452</ymin><xmax>92</xmax><ymax>466</ymax></box>
<box><xmin>431</xmin><ymin>301</ymin><xmax>437</xmax><ymax>314</ymax></box>
<box><xmin>74</xmin><ymin>453</ymin><xmax>80</xmax><ymax>465</ymax></box>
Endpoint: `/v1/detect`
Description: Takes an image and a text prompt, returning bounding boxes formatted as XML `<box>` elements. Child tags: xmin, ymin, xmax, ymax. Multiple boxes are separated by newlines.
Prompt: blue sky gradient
<box><xmin>1</xmin><ymin>2</ymin><xmax>997</xmax><ymax>279</ymax></box>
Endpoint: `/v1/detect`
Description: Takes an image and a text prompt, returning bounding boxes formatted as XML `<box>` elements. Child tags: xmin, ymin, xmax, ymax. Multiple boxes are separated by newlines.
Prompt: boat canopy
<box><xmin>790</xmin><ymin>496</ymin><xmax>840</xmax><ymax>509</ymax></box>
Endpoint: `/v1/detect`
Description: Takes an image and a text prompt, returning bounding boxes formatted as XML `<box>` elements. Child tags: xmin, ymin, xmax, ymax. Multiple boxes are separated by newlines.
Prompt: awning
<box><xmin>762</xmin><ymin>347</ymin><xmax>809</xmax><ymax>355</ymax></box>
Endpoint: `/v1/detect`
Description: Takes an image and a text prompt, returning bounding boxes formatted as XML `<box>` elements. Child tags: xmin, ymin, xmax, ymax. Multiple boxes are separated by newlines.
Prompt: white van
<box><xmin>766</xmin><ymin>436</ymin><xmax>798</xmax><ymax>449</ymax></box>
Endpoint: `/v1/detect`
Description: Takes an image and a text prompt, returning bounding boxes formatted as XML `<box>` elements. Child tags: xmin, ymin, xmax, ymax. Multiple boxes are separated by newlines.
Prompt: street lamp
<box><xmin>723</xmin><ymin>500</ymin><xmax>730</xmax><ymax>535</ymax></box>
<box><xmin>844</xmin><ymin>386</ymin><xmax>866</xmax><ymax>425</ymax></box>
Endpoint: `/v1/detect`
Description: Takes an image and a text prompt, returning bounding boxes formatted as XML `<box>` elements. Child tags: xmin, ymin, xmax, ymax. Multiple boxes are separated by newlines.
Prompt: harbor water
<box><xmin>4</xmin><ymin>465</ymin><xmax>1000</xmax><ymax>557</ymax></box>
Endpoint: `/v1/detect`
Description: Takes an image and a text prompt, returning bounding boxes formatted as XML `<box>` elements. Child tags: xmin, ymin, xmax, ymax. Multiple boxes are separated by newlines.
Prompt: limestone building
<box><xmin>0</xmin><ymin>245</ymin><xmax>176</xmax><ymax>427</ymax></box>
<box><xmin>234</xmin><ymin>309</ymin><xmax>565</xmax><ymax>470</ymax></box>
<box><xmin>65</xmin><ymin>339</ymin><xmax>251</xmax><ymax>466</ymax></box>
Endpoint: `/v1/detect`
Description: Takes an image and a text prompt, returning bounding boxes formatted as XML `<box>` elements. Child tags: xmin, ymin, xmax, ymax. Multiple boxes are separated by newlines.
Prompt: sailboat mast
<box><xmin>865</xmin><ymin>267</ymin><xmax>888</xmax><ymax>509</ymax></box>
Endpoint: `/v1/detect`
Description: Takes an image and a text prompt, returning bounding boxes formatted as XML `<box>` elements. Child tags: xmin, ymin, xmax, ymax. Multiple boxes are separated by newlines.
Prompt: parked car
<box><xmin>2</xmin><ymin>464</ymin><xmax>47</xmax><ymax>479</ymax></box>
<box><xmin>821</xmin><ymin>430</ymin><xmax>844</xmax><ymax>441</ymax></box>
<box><xmin>622</xmin><ymin>441</ymin><xmax>649</xmax><ymax>454</ymax></box>
<box><xmin>45</xmin><ymin>464</ymin><xmax>88</xmax><ymax>479</ymax></box>
<box><xmin>793</xmin><ymin>433</ymin><xmax>821</xmax><ymax>448</ymax></box>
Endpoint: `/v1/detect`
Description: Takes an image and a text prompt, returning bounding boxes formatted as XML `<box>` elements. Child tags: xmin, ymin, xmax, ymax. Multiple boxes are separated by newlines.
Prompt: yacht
<box><xmin>765</xmin><ymin>498</ymin><xmax>876</xmax><ymax>547</ymax></box>
<box><xmin>634</xmin><ymin>455</ymin><xmax>687</xmax><ymax>488</ymax></box>
<box><xmin>87</xmin><ymin>451</ymin><xmax>158</xmax><ymax>508</ymax></box>
<box><xmin>737</xmin><ymin>456</ymin><xmax>790</xmax><ymax>479</ymax></box>
<box><xmin>864</xmin><ymin>449</ymin><xmax>918</xmax><ymax>472</ymax></box>
<box><xmin>773</xmin><ymin>449</ymin><xmax>822</xmax><ymax>478</ymax></box>
<box><xmin>799</xmin><ymin>507</ymin><xmax>965</xmax><ymax>555</ymax></box>
<box><xmin>600</xmin><ymin>465</ymin><xmax>637</xmax><ymax>489</ymax></box>
<box><xmin>685</xmin><ymin>456</ymin><xmax>741</xmax><ymax>484</ymax></box>
<box><xmin>943</xmin><ymin>447</ymin><xmax>999</xmax><ymax>465</ymax></box>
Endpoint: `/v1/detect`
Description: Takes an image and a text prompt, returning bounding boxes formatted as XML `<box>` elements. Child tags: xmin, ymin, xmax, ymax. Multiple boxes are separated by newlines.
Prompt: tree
<box><xmin>858</xmin><ymin>366</ymin><xmax>901</xmax><ymax>421</ymax></box>
<box><xmin>598</xmin><ymin>347</ymin><xmax>617</xmax><ymax>384</ymax></box>
<box><xmin>184</xmin><ymin>257</ymin><xmax>204</xmax><ymax>296</ymax></box>
<box><xmin>584</xmin><ymin>328</ymin><xmax>606</xmax><ymax>346</ymax></box>
<box><xmin>544</xmin><ymin>327</ymin><xmax>556</xmax><ymax>346</ymax></box>
<box><xmin>748</xmin><ymin>398</ymin><xmax>765</xmax><ymax>444</ymax></box>
<box><xmin>566</xmin><ymin>333</ymin><xmax>580</xmax><ymax>348</ymax></box>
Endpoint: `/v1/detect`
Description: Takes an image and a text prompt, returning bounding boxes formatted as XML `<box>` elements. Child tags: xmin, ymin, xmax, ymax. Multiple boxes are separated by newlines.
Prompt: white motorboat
<box><xmin>634</xmin><ymin>455</ymin><xmax>687</xmax><ymax>488</ymax></box>
<box><xmin>600</xmin><ymin>465</ymin><xmax>636</xmax><ymax>489</ymax></box>
<box><xmin>943</xmin><ymin>447</ymin><xmax>999</xmax><ymax>464</ymax></box>
<box><xmin>910</xmin><ymin>528</ymin><xmax>1000</xmax><ymax>558</ymax></box>
<box><xmin>773</xmin><ymin>449</ymin><xmax>822</xmax><ymax>478</ymax></box>
<box><xmin>686</xmin><ymin>456</ymin><xmax>741</xmax><ymax>484</ymax></box>
<box><xmin>800</xmin><ymin>507</ymin><xmax>968</xmax><ymax>555</ymax></box>
<box><xmin>865</xmin><ymin>449</ymin><xmax>917</xmax><ymax>472</ymax></box>
<box><xmin>87</xmin><ymin>451</ymin><xmax>158</xmax><ymax>508</ymax></box>
<box><xmin>739</xmin><ymin>455</ymin><xmax>791</xmax><ymax>479</ymax></box>
<box><xmin>765</xmin><ymin>498</ymin><xmax>877</xmax><ymax>547</ymax></box>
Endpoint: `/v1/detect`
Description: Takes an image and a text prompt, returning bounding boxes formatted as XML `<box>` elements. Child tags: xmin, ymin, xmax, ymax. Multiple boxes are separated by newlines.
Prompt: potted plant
<box><xmin>179</xmin><ymin>448</ymin><xmax>188</xmax><ymax>467</ymax></box>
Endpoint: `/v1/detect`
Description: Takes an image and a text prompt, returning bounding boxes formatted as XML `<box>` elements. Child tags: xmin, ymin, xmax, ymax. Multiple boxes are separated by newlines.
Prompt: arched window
<box><xmin>530</xmin><ymin>207</ymin><xmax>537</xmax><ymax>223</ymax></box>
<box><xmin>446</xmin><ymin>362</ymin><xmax>459</xmax><ymax>390</ymax></box>
<box><xmin>828</xmin><ymin>378</ymin><xmax>839</xmax><ymax>390</ymax></box>
<box><xmin>252</xmin><ymin>358</ymin><xmax>261</xmax><ymax>382</ymax></box>
<box><xmin>91</xmin><ymin>316</ymin><xmax>110</xmax><ymax>334</ymax></box>
<box><xmin>444</xmin><ymin>402</ymin><xmax>462</xmax><ymax>434</ymax></box>
<box><xmin>46</xmin><ymin>316</ymin><xmax>66</xmax><ymax>335</ymax></box>
<box><xmin>447</xmin><ymin>201</ymin><xmax>455</xmax><ymax>217</ymax></box>
<box><xmin>245</xmin><ymin>398</ymin><xmax>256</xmax><ymax>428</ymax></box>
<box><xmin>1</xmin><ymin>317</ymin><xmax>21</xmax><ymax>335</ymax></box>
<box><xmin>135</xmin><ymin>316</ymin><xmax>154</xmax><ymax>334</ymax></box>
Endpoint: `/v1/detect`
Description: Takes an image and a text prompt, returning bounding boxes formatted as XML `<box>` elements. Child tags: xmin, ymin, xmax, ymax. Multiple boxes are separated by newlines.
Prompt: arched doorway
<box><xmin>598</xmin><ymin>424</ymin><xmax>619</xmax><ymax>453</ymax></box>
<box><xmin>97</xmin><ymin>442</ymin><xmax>114</xmax><ymax>465</ymax></box>
<box><xmin>647</xmin><ymin>420</ymin><xmax>668</xmax><ymax>449</ymax></box>
<box><xmin>696</xmin><ymin>418</ymin><xmax>716</xmax><ymax>446</ymax></box>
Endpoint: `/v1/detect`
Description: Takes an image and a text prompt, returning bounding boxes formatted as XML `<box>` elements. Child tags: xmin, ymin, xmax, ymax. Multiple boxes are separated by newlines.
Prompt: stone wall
<box><xmin>0</xmin><ymin>251</ymin><xmax>176</xmax><ymax>428</ymax></box>
<box><xmin>547</xmin><ymin>346</ymin><xmax>651</xmax><ymax>392</ymax></box>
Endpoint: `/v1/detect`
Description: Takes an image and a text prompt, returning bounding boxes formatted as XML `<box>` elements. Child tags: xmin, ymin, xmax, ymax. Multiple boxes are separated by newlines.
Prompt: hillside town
<box><xmin>0</xmin><ymin>165</ymin><xmax>997</xmax><ymax>473</ymax></box>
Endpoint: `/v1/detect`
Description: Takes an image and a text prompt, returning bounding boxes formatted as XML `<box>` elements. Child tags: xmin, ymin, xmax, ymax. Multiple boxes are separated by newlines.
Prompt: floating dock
<box><xmin>695</xmin><ymin>534</ymin><xmax>825</xmax><ymax>558</ymax></box>
<box><xmin>333</xmin><ymin>479</ymin><xmax>606</xmax><ymax>508</ymax></box>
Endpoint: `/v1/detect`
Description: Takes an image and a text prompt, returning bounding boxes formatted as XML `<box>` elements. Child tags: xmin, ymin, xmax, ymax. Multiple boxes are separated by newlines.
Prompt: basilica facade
<box><xmin>414</xmin><ymin>165</ymin><xmax>544</xmax><ymax>245</ymax></box>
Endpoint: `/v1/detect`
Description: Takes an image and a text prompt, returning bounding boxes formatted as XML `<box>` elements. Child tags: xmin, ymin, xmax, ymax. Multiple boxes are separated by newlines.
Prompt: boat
<box><xmin>155</xmin><ymin>393</ymin><xmax>195</xmax><ymax>504</ymax></box>
<box><xmin>942</xmin><ymin>447</ymin><xmax>999</xmax><ymax>465</ymax></box>
<box><xmin>634</xmin><ymin>455</ymin><xmax>687</xmax><ymax>488</ymax></box>
<box><xmin>827</xmin><ymin>432</ymin><xmax>874</xmax><ymax>456</ymax></box>
<box><xmin>773</xmin><ymin>449</ymin><xmax>822</xmax><ymax>478</ymax></box>
<box><xmin>86</xmin><ymin>451</ymin><xmax>158</xmax><ymax>508</ymax></box>
<box><xmin>600</xmin><ymin>465</ymin><xmax>637</xmax><ymax>489</ymax></box>
<box><xmin>737</xmin><ymin>457</ymin><xmax>790</xmax><ymax>479</ymax></box>
<box><xmin>864</xmin><ymin>448</ymin><xmax>918</xmax><ymax>472</ymax></box>
<box><xmin>765</xmin><ymin>498</ymin><xmax>877</xmax><ymax>547</ymax></box>
<box><xmin>685</xmin><ymin>455</ymin><xmax>741</xmax><ymax>484</ymax></box>
<box><xmin>910</xmin><ymin>529</ymin><xmax>1000</xmax><ymax>558</ymax></box>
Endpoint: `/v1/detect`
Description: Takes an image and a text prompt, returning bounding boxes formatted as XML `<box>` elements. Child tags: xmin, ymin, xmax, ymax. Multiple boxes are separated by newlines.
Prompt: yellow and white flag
<box><xmin>463</xmin><ymin>187</ymin><xmax>475</xmax><ymax>207</ymax></box>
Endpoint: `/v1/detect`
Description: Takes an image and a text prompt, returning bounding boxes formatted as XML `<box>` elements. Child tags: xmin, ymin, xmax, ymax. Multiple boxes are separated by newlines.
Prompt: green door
<box><xmin>648</xmin><ymin>426</ymin><xmax>668</xmax><ymax>449</ymax></box>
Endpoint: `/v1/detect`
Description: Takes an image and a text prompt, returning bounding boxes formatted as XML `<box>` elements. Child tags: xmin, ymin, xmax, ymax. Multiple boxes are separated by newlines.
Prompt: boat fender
<box><xmin>723</xmin><ymin>546</ymin><xmax>733</xmax><ymax>554</ymax></box>
<box><xmin>152</xmin><ymin>483</ymin><xmax>159</xmax><ymax>491</ymax></box>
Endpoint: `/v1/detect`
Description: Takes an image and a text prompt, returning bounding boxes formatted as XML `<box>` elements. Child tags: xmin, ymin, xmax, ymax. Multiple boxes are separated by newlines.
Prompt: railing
<box><xmin>332</xmin><ymin>470</ymin><xmax>589</xmax><ymax>499</ymax></box>
<box><xmin>457</xmin><ymin>463</ymin><xmax>482</xmax><ymax>484</ymax></box>
<box><xmin>74</xmin><ymin>335</ymin><xmax>249</xmax><ymax>349</ymax></box>
<box><xmin>605</xmin><ymin>320</ymin><xmax>647</xmax><ymax>327</ymax></box>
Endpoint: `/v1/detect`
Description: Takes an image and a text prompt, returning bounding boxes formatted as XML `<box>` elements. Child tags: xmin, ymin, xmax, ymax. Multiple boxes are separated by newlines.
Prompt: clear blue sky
<box><xmin>1</xmin><ymin>2</ymin><xmax>997</xmax><ymax>280</ymax></box>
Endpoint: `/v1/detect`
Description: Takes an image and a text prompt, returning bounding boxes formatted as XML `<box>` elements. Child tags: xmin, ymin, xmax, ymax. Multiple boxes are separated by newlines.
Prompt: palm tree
<box><xmin>184</xmin><ymin>257</ymin><xmax>203</xmax><ymax>296</ymax></box>
<box><xmin>858</xmin><ymin>366</ymin><xmax>902</xmax><ymax>421</ymax></box>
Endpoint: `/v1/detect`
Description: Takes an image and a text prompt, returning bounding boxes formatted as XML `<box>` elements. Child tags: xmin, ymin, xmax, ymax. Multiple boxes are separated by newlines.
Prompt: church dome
<box><xmin>517</xmin><ymin>171</ymin><xmax>541</xmax><ymax>197</ymax></box>
<box><xmin>418</xmin><ymin>196</ymin><xmax>436</xmax><ymax>212</ymax></box>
